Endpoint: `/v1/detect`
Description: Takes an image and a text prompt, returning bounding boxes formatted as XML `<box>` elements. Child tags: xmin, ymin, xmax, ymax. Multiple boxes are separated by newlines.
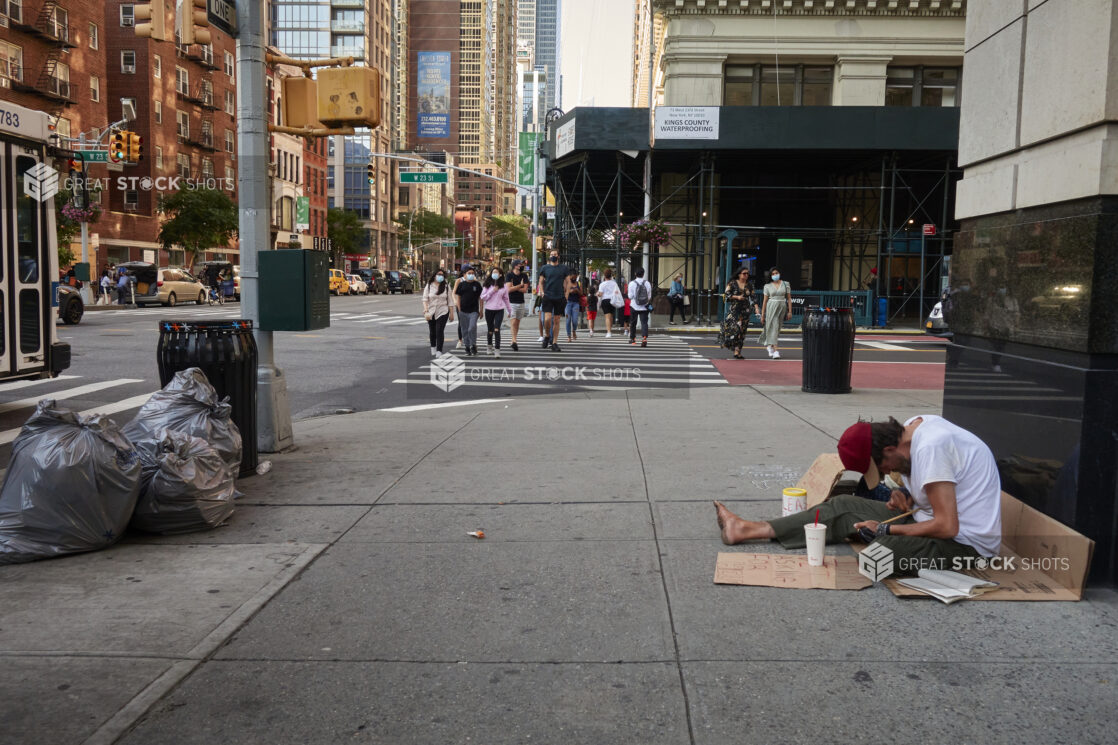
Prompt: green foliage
<box><xmin>158</xmin><ymin>187</ymin><xmax>238</xmax><ymax>269</ymax></box>
<box><xmin>487</xmin><ymin>215</ymin><xmax>530</xmax><ymax>251</ymax></box>
<box><xmin>54</xmin><ymin>189</ymin><xmax>79</xmax><ymax>267</ymax></box>
<box><xmin>394</xmin><ymin>208</ymin><xmax>454</xmax><ymax>249</ymax></box>
<box><xmin>327</xmin><ymin>207</ymin><xmax>366</xmax><ymax>255</ymax></box>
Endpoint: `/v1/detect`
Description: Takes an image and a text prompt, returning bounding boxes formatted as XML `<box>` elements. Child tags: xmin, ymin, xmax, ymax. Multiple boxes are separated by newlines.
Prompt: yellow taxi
<box><xmin>328</xmin><ymin>268</ymin><xmax>351</xmax><ymax>296</ymax></box>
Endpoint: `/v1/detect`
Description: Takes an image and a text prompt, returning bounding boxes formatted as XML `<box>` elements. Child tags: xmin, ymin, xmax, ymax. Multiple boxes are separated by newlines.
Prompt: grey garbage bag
<box><xmin>123</xmin><ymin>368</ymin><xmax>242</xmax><ymax>477</ymax></box>
<box><xmin>0</xmin><ymin>400</ymin><xmax>141</xmax><ymax>564</ymax></box>
<box><xmin>131</xmin><ymin>429</ymin><xmax>236</xmax><ymax>534</ymax></box>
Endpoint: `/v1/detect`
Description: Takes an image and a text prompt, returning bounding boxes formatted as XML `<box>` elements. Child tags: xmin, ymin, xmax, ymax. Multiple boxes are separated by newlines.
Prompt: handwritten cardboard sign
<box><xmin>714</xmin><ymin>552</ymin><xmax>872</xmax><ymax>590</ymax></box>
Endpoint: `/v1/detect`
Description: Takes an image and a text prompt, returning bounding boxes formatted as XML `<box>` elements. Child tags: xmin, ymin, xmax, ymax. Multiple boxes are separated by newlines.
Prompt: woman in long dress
<box><xmin>719</xmin><ymin>268</ymin><xmax>756</xmax><ymax>359</ymax></box>
<box><xmin>759</xmin><ymin>267</ymin><xmax>791</xmax><ymax>358</ymax></box>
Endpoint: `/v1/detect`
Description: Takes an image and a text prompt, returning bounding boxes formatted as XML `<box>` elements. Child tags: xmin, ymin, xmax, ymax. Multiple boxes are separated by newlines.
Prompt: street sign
<box><xmin>400</xmin><ymin>172</ymin><xmax>448</xmax><ymax>184</ymax></box>
<box><xmin>207</xmin><ymin>0</ymin><xmax>238</xmax><ymax>37</ymax></box>
<box><xmin>922</xmin><ymin>224</ymin><xmax>936</xmax><ymax>236</ymax></box>
<box><xmin>78</xmin><ymin>150</ymin><xmax>109</xmax><ymax>163</ymax></box>
<box><xmin>441</xmin><ymin>240</ymin><xmax>457</xmax><ymax>247</ymax></box>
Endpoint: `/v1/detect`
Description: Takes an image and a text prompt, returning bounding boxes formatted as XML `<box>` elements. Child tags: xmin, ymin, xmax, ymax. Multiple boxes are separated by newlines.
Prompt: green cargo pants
<box><xmin>766</xmin><ymin>495</ymin><xmax>980</xmax><ymax>576</ymax></box>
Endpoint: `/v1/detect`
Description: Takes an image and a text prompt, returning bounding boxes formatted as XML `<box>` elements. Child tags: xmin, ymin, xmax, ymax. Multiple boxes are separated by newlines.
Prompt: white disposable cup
<box><xmin>803</xmin><ymin>523</ymin><xmax>827</xmax><ymax>567</ymax></box>
<box><xmin>782</xmin><ymin>487</ymin><xmax>807</xmax><ymax>517</ymax></box>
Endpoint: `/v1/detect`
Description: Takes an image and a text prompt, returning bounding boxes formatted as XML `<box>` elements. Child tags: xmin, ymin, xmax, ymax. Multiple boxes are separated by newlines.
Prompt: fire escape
<box><xmin>9</xmin><ymin>0</ymin><xmax>77</xmax><ymax>111</ymax></box>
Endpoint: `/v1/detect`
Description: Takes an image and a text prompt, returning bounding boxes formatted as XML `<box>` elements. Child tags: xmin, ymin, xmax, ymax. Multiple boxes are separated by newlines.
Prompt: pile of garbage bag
<box><xmin>0</xmin><ymin>401</ymin><xmax>141</xmax><ymax>564</ymax></box>
<box><xmin>0</xmin><ymin>368</ymin><xmax>246</xmax><ymax>562</ymax></box>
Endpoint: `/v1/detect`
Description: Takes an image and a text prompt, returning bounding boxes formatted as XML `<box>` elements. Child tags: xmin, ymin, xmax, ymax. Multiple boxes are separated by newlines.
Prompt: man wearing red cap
<box><xmin>713</xmin><ymin>416</ymin><xmax>1003</xmax><ymax>575</ymax></box>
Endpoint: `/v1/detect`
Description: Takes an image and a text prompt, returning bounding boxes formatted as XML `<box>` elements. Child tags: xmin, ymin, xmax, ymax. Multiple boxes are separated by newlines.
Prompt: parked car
<box><xmin>328</xmin><ymin>268</ymin><xmax>351</xmax><ymax>295</ymax></box>
<box><xmin>357</xmin><ymin>268</ymin><xmax>388</xmax><ymax>294</ymax></box>
<box><xmin>385</xmin><ymin>270</ymin><xmax>414</xmax><ymax>294</ymax></box>
<box><xmin>57</xmin><ymin>284</ymin><xmax>84</xmax><ymax>325</ymax></box>
<box><xmin>118</xmin><ymin>263</ymin><xmax>208</xmax><ymax>306</ymax></box>
<box><xmin>347</xmin><ymin>274</ymin><xmax>369</xmax><ymax>295</ymax></box>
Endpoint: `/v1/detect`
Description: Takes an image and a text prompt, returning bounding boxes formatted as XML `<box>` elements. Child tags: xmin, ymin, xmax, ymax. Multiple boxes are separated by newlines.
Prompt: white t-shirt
<box><xmin>901</xmin><ymin>415</ymin><xmax>1002</xmax><ymax>557</ymax></box>
<box><xmin>598</xmin><ymin>279</ymin><xmax>620</xmax><ymax>306</ymax></box>
<box><xmin>628</xmin><ymin>278</ymin><xmax>652</xmax><ymax>311</ymax></box>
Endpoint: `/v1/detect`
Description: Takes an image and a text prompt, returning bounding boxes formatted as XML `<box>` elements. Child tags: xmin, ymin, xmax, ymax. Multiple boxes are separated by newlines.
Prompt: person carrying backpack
<box><xmin>628</xmin><ymin>267</ymin><xmax>653</xmax><ymax>347</ymax></box>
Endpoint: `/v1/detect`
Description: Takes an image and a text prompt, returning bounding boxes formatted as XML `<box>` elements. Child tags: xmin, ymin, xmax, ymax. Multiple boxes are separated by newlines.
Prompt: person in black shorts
<box><xmin>536</xmin><ymin>250</ymin><xmax>571</xmax><ymax>352</ymax></box>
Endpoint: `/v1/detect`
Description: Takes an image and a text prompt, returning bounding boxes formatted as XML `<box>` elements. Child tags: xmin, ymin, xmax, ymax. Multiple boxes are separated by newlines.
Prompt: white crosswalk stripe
<box><xmin>394</xmin><ymin>334</ymin><xmax>726</xmax><ymax>395</ymax></box>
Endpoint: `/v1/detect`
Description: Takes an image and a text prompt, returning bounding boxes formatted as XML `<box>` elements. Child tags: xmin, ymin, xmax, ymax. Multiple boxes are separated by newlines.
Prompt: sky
<box><xmin>559</xmin><ymin>0</ymin><xmax>636</xmax><ymax>110</ymax></box>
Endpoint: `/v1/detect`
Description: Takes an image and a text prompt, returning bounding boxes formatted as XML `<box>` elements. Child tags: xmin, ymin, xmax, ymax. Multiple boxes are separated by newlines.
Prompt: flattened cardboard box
<box><xmin>714</xmin><ymin>453</ymin><xmax>1095</xmax><ymax>601</ymax></box>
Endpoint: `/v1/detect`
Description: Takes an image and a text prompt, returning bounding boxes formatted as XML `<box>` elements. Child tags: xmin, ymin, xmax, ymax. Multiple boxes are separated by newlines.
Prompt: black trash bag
<box><xmin>123</xmin><ymin>367</ymin><xmax>242</xmax><ymax>477</ymax></box>
<box><xmin>131</xmin><ymin>429</ymin><xmax>236</xmax><ymax>534</ymax></box>
<box><xmin>0</xmin><ymin>401</ymin><xmax>141</xmax><ymax>564</ymax></box>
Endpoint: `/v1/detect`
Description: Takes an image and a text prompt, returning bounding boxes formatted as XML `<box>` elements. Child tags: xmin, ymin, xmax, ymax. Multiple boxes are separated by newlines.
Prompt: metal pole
<box><xmin>919</xmin><ymin>231</ymin><xmax>926</xmax><ymax>321</ymax></box>
<box><xmin>79</xmin><ymin>221</ymin><xmax>91</xmax><ymax>304</ymax></box>
<box><xmin>238</xmin><ymin>0</ymin><xmax>293</xmax><ymax>452</ymax></box>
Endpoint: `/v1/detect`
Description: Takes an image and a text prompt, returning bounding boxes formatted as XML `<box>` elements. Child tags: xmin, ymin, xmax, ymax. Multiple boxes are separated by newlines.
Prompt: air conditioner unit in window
<box><xmin>122</xmin><ymin>18</ymin><xmax>134</xmax><ymax>27</ymax></box>
<box><xmin>123</xmin><ymin>65</ymin><xmax>136</xmax><ymax>74</ymax></box>
<box><xmin>0</xmin><ymin>15</ymin><xmax>8</xmax><ymax>27</ymax></box>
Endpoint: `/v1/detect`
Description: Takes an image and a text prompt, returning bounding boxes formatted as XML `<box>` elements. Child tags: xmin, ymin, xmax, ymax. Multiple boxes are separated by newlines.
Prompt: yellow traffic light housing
<box><xmin>181</xmin><ymin>0</ymin><xmax>211</xmax><ymax>45</ymax></box>
<box><xmin>68</xmin><ymin>158</ymin><xmax>84</xmax><ymax>174</ymax></box>
<box><xmin>126</xmin><ymin>132</ymin><xmax>144</xmax><ymax>162</ymax></box>
<box><xmin>135</xmin><ymin>1</ymin><xmax>167</xmax><ymax>41</ymax></box>
<box><xmin>316</xmin><ymin>67</ymin><xmax>382</xmax><ymax>128</ymax></box>
<box><xmin>109</xmin><ymin>131</ymin><xmax>126</xmax><ymax>162</ymax></box>
<box><xmin>280</xmin><ymin>77</ymin><xmax>323</xmax><ymax>129</ymax></box>
<box><xmin>367</xmin><ymin>162</ymin><xmax>376</xmax><ymax>185</ymax></box>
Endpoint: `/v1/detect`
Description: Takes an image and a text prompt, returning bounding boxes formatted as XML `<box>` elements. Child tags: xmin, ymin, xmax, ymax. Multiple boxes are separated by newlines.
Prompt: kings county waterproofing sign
<box><xmin>654</xmin><ymin>107</ymin><xmax>720</xmax><ymax>141</ymax></box>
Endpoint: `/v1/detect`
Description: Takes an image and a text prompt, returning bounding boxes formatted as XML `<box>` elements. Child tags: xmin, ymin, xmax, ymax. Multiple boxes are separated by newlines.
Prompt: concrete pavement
<box><xmin>3</xmin><ymin>384</ymin><xmax>1117</xmax><ymax>745</ymax></box>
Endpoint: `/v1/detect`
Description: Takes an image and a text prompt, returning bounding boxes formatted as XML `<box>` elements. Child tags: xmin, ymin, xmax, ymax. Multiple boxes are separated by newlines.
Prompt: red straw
<box><xmin>814</xmin><ymin>509</ymin><xmax>819</xmax><ymax>526</ymax></box>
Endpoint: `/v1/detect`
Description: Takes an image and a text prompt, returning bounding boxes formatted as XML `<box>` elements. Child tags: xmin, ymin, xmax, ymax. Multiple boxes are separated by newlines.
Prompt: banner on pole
<box><xmin>518</xmin><ymin>132</ymin><xmax>543</xmax><ymax>186</ymax></box>
<box><xmin>295</xmin><ymin>197</ymin><xmax>310</xmax><ymax>231</ymax></box>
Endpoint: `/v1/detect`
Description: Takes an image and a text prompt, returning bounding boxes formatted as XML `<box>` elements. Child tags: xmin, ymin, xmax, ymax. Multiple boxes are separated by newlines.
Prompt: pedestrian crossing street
<box><xmin>394</xmin><ymin>333</ymin><xmax>728</xmax><ymax>395</ymax></box>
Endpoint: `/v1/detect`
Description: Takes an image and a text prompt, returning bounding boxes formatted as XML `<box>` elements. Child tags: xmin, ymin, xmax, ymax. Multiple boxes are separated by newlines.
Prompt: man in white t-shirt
<box><xmin>627</xmin><ymin>267</ymin><xmax>653</xmax><ymax>347</ymax></box>
<box><xmin>713</xmin><ymin>416</ymin><xmax>1002</xmax><ymax>575</ymax></box>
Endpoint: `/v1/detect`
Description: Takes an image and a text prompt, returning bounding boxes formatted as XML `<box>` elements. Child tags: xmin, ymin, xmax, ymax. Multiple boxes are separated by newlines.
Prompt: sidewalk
<box><xmin>4</xmin><ymin>385</ymin><xmax>1117</xmax><ymax>744</ymax></box>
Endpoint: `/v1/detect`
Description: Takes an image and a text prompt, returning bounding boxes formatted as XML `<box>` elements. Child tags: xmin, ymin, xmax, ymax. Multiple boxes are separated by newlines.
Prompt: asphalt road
<box><xmin>0</xmin><ymin>292</ymin><xmax>949</xmax><ymax>466</ymax></box>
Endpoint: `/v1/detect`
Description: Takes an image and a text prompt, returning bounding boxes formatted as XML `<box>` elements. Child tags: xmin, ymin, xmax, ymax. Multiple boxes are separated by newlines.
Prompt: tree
<box><xmin>486</xmin><ymin>214</ymin><xmax>530</xmax><ymax>254</ymax></box>
<box><xmin>327</xmin><ymin>207</ymin><xmax>366</xmax><ymax>257</ymax></box>
<box><xmin>394</xmin><ymin>208</ymin><xmax>454</xmax><ymax>248</ymax></box>
<box><xmin>158</xmin><ymin>187</ymin><xmax>238</xmax><ymax>269</ymax></box>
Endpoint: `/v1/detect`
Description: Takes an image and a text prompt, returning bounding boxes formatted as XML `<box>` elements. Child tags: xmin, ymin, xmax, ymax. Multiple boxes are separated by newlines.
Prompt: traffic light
<box><xmin>109</xmin><ymin>131</ymin><xmax>126</xmax><ymax>162</ymax></box>
<box><xmin>134</xmin><ymin>1</ymin><xmax>166</xmax><ymax>41</ymax></box>
<box><xmin>317</xmin><ymin>67</ymin><xmax>382</xmax><ymax>128</ymax></box>
<box><xmin>180</xmin><ymin>0</ymin><xmax>211</xmax><ymax>45</ymax></box>
<box><xmin>126</xmin><ymin>132</ymin><xmax>144</xmax><ymax>162</ymax></box>
<box><xmin>367</xmin><ymin>162</ymin><xmax>376</xmax><ymax>186</ymax></box>
<box><xmin>68</xmin><ymin>158</ymin><xmax>84</xmax><ymax>175</ymax></box>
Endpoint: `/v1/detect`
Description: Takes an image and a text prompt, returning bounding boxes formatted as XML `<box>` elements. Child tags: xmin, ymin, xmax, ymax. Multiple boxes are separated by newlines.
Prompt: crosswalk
<box><xmin>393</xmin><ymin>333</ymin><xmax>728</xmax><ymax>396</ymax></box>
<box><xmin>943</xmin><ymin>363</ymin><xmax>1080</xmax><ymax>418</ymax></box>
<box><xmin>0</xmin><ymin>376</ymin><xmax>156</xmax><ymax>447</ymax></box>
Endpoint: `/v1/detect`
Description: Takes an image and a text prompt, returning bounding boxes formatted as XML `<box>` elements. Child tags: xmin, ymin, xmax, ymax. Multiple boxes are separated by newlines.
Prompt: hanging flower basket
<box><xmin>618</xmin><ymin>218</ymin><xmax>671</xmax><ymax>248</ymax></box>
<box><xmin>60</xmin><ymin>202</ymin><xmax>102</xmax><ymax>224</ymax></box>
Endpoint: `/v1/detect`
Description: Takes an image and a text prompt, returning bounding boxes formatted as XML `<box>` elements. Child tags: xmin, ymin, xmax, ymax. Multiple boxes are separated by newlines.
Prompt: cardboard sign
<box><xmin>798</xmin><ymin>453</ymin><xmax>846</xmax><ymax>508</ymax></box>
<box><xmin>714</xmin><ymin>553</ymin><xmax>872</xmax><ymax>591</ymax></box>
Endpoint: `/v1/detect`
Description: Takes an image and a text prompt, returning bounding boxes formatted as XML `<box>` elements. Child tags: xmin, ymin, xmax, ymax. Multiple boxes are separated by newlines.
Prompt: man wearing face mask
<box><xmin>455</xmin><ymin>268</ymin><xmax>483</xmax><ymax>356</ymax></box>
<box><xmin>536</xmin><ymin>250</ymin><xmax>572</xmax><ymax>352</ymax></box>
<box><xmin>505</xmin><ymin>262</ymin><xmax>531</xmax><ymax>351</ymax></box>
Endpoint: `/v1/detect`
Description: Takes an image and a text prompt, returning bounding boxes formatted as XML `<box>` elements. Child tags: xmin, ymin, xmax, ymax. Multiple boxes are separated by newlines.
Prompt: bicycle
<box><xmin>207</xmin><ymin>285</ymin><xmax>225</xmax><ymax>305</ymax></box>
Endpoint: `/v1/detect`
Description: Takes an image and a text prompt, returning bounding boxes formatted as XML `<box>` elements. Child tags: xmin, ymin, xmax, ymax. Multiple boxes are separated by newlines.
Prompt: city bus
<box><xmin>0</xmin><ymin>99</ymin><xmax>71</xmax><ymax>380</ymax></box>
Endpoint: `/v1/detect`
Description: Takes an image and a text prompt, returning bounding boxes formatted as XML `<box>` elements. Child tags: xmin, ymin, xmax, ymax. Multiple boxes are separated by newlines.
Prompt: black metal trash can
<box><xmin>157</xmin><ymin>319</ymin><xmax>259</xmax><ymax>476</ymax></box>
<box><xmin>801</xmin><ymin>307</ymin><xmax>855</xmax><ymax>394</ymax></box>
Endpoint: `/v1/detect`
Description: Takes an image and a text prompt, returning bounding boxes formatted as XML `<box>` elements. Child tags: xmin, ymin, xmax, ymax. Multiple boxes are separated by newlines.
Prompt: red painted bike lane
<box><xmin>711</xmin><ymin>358</ymin><xmax>945</xmax><ymax>390</ymax></box>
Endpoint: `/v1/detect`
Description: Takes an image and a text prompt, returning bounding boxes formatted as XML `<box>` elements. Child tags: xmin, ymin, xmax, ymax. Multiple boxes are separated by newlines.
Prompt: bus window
<box><xmin>14</xmin><ymin>156</ymin><xmax>40</xmax><ymax>284</ymax></box>
<box><xmin>19</xmin><ymin>289</ymin><xmax>39</xmax><ymax>353</ymax></box>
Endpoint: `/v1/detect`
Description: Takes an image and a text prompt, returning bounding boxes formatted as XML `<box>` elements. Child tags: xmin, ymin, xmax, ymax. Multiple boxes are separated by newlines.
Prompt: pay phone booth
<box><xmin>0</xmin><ymin>101</ymin><xmax>71</xmax><ymax>380</ymax></box>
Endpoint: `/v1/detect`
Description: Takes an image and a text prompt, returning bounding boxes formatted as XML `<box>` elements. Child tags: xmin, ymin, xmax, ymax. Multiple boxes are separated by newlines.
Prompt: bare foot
<box><xmin>713</xmin><ymin>501</ymin><xmax>771</xmax><ymax>545</ymax></box>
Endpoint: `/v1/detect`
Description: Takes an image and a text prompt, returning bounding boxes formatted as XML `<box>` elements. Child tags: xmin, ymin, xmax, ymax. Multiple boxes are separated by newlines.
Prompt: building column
<box><xmin>947</xmin><ymin>0</ymin><xmax>1118</xmax><ymax>583</ymax></box>
<box><xmin>833</xmin><ymin>56</ymin><xmax>892</xmax><ymax>106</ymax></box>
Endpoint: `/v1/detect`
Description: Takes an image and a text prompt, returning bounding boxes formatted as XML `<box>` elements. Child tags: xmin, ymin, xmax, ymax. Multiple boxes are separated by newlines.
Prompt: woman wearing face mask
<box><xmin>455</xmin><ymin>268</ymin><xmax>483</xmax><ymax>356</ymax></box>
<box><xmin>422</xmin><ymin>271</ymin><xmax>453</xmax><ymax>356</ymax></box>
<box><xmin>481</xmin><ymin>267</ymin><xmax>512</xmax><ymax>357</ymax></box>
<box><xmin>759</xmin><ymin>266</ymin><xmax>791</xmax><ymax>358</ymax></box>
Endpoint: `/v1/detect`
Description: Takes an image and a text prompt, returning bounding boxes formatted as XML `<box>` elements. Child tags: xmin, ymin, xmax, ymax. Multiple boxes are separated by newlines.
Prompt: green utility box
<box><xmin>73</xmin><ymin>262</ymin><xmax>91</xmax><ymax>282</ymax></box>
<box><xmin>258</xmin><ymin>249</ymin><xmax>330</xmax><ymax>331</ymax></box>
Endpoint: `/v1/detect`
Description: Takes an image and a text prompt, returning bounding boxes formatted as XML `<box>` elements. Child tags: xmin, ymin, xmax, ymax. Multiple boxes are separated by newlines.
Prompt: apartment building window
<box><xmin>154</xmin><ymin>100</ymin><xmax>161</xmax><ymax>123</ymax></box>
<box><xmin>155</xmin><ymin>146</ymin><xmax>163</xmax><ymax>170</ymax></box>
<box><xmin>89</xmin><ymin>75</ymin><xmax>99</xmax><ymax>102</ymax></box>
<box><xmin>201</xmin><ymin>79</ymin><xmax>213</xmax><ymax>106</ymax></box>
<box><xmin>224</xmin><ymin>51</ymin><xmax>234</xmax><ymax>77</ymax></box>
<box><xmin>0</xmin><ymin>43</ymin><xmax>21</xmax><ymax>85</ymax></box>
<box><xmin>88</xmin><ymin>22</ymin><xmax>98</xmax><ymax>49</ymax></box>
<box><xmin>120</xmin><ymin>5</ymin><xmax>134</xmax><ymax>27</ymax></box>
<box><xmin>224</xmin><ymin>90</ymin><xmax>234</xmax><ymax>114</ymax></box>
<box><xmin>201</xmin><ymin>120</ymin><xmax>213</xmax><ymax>148</ymax></box>
<box><xmin>51</xmin><ymin>7</ymin><xmax>67</xmax><ymax>42</ymax></box>
<box><xmin>124</xmin><ymin>190</ymin><xmax>139</xmax><ymax>209</ymax></box>
<box><xmin>49</xmin><ymin>62</ymin><xmax>69</xmax><ymax>98</ymax></box>
<box><xmin>202</xmin><ymin>157</ymin><xmax>214</xmax><ymax>180</ymax></box>
<box><xmin>177</xmin><ymin>111</ymin><xmax>189</xmax><ymax>138</ymax></box>
<box><xmin>121</xmin><ymin>50</ymin><xmax>136</xmax><ymax>74</ymax></box>
<box><xmin>225</xmin><ymin>164</ymin><xmax>234</xmax><ymax>185</ymax></box>
<box><xmin>225</xmin><ymin>129</ymin><xmax>234</xmax><ymax>153</ymax></box>
<box><xmin>55</xmin><ymin>117</ymin><xmax>70</xmax><ymax>139</ymax></box>
<box><xmin>176</xmin><ymin>66</ymin><xmax>188</xmax><ymax>94</ymax></box>
<box><xmin>886</xmin><ymin>66</ymin><xmax>960</xmax><ymax>107</ymax></box>
<box><xmin>177</xmin><ymin>153</ymin><xmax>191</xmax><ymax>178</ymax></box>
<box><xmin>153</xmin><ymin>54</ymin><xmax>161</xmax><ymax>78</ymax></box>
<box><xmin>724</xmin><ymin>64</ymin><xmax>833</xmax><ymax>106</ymax></box>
